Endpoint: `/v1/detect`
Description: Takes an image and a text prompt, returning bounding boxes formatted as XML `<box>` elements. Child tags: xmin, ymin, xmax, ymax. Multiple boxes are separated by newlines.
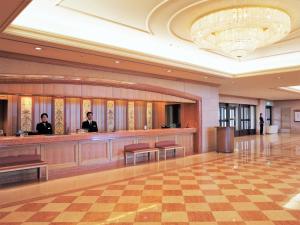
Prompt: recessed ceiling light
<box><xmin>35</xmin><ymin>47</ymin><xmax>42</xmax><ymax>51</ymax></box>
<box><xmin>277</xmin><ymin>76</ymin><xmax>281</xmax><ymax>79</ymax></box>
<box><xmin>115</xmin><ymin>60</ymin><xmax>120</xmax><ymax>64</ymax></box>
<box><xmin>167</xmin><ymin>69</ymin><xmax>172</xmax><ymax>73</ymax></box>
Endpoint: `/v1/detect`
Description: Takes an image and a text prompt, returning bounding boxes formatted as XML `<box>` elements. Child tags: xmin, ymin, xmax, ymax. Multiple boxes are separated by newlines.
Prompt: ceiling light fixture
<box><xmin>35</xmin><ymin>47</ymin><xmax>42</xmax><ymax>51</ymax></box>
<box><xmin>167</xmin><ymin>69</ymin><xmax>172</xmax><ymax>73</ymax></box>
<box><xmin>191</xmin><ymin>7</ymin><xmax>291</xmax><ymax>58</ymax></box>
<box><xmin>115</xmin><ymin>60</ymin><xmax>120</xmax><ymax>64</ymax></box>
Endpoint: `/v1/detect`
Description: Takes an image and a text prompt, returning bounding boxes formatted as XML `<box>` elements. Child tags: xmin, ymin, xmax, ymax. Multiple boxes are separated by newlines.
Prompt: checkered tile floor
<box><xmin>1</xmin><ymin>138</ymin><xmax>300</xmax><ymax>224</ymax></box>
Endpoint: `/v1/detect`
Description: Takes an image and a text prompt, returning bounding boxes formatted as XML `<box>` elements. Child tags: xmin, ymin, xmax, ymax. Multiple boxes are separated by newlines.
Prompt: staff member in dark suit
<box><xmin>259</xmin><ymin>113</ymin><xmax>264</xmax><ymax>135</ymax></box>
<box><xmin>82</xmin><ymin>112</ymin><xmax>98</xmax><ymax>132</ymax></box>
<box><xmin>36</xmin><ymin>113</ymin><xmax>53</xmax><ymax>134</ymax></box>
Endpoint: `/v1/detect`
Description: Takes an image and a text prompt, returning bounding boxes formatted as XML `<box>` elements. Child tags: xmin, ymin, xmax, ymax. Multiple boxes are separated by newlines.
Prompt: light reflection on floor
<box><xmin>1</xmin><ymin>133</ymin><xmax>300</xmax><ymax>224</ymax></box>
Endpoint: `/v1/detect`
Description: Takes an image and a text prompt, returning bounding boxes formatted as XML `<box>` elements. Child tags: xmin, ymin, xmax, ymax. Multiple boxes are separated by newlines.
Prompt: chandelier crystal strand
<box><xmin>191</xmin><ymin>7</ymin><xmax>291</xmax><ymax>58</ymax></box>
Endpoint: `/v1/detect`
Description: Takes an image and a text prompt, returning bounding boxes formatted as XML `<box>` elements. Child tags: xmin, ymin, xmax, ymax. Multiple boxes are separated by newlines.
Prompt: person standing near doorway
<box><xmin>259</xmin><ymin>113</ymin><xmax>264</xmax><ymax>135</ymax></box>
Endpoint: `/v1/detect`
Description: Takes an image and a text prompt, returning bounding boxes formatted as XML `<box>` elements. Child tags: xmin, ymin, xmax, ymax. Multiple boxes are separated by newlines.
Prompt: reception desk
<box><xmin>0</xmin><ymin>128</ymin><xmax>196</xmax><ymax>175</ymax></box>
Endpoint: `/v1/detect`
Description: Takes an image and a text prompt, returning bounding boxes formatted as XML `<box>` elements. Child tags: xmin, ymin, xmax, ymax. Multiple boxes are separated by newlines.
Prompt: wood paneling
<box><xmin>79</xmin><ymin>140</ymin><xmax>108</xmax><ymax>165</ymax></box>
<box><xmin>43</xmin><ymin>141</ymin><xmax>78</xmax><ymax>168</ymax></box>
<box><xmin>115</xmin><ymin>100</ymin><xmax>127</xmax><ymax>131</ymax></box>
<box><xmin>92</xmin><ymin>99</ymin><xmax>105</xmax><ymax>132</ymax></box>
<box><xmin>6</xmin><ymin>95</ymin><xmax>18</xmax><ymax>136</ymax></box>
<box><xmin>33</xmin><ymin>96</ymin><xmax>52</xmax><ymax>128</ymax></box>
<box><xmin>153</xmin><ymin>102</ymin><xmax>166</xmax><ymax>129</ymax></box>
<box><xmin>111</xmin><ymin>138</ymin><xmax>134</xmax><ymax>161</ymax></box>
<box><xmin>65</xmin><ymin>98</ymin><xmax>80</xmax><ymax>133</ymax></box>
<box><xmin>0</xmin><ymin>83</ymin><xmax>194</xmax><ymax>103</ymax></box>
<box><xmin>135</xmin><ymin>101</ymin><xmax>146</xmax><ymax>130</ymax></box>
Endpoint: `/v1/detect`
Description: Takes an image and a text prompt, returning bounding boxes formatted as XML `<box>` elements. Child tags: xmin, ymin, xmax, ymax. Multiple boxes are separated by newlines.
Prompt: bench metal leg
<box><xmin>133</xmin><ymin>153</ymin><xmax>136</xmax><ymax>165</ymax></box>
<box><xmin>37</xmin><ymin>168</ymin><xmax>41</xmax><ymax>180</ymax></box>
<box><xmin>45</xmin><ymin>166</ymin><xmax>48</xmax><ymax>181</ymax></box>
<box><xmin>165</xmin><ymin>150</ymin><xmax>167</xmax><ymax>160</ymax></box>
<box><xmin>124</xmin><ymin>152</ymin><xmax>127</xmax><ymax>165</ymax></box>
<box><xmin>148</xmin><ymin>152</ymin><xmax>150</xmax><ymax>161</ymax></box>
<box><xmin>157</xmin><ymin>151</ymin><xmax>159</xmax><ymax>161</ymax></box>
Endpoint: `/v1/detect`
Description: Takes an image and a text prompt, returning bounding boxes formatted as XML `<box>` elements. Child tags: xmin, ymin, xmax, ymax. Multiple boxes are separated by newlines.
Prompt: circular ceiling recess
<box><xmin>164</xmin><ymin>0</ymin><xmax>300</xmax><ymax>59</ymax></box>
<box><xmin>190</xmin><ymin>7</ymin><xmax>291</xmax><ymax>58</ymax></box>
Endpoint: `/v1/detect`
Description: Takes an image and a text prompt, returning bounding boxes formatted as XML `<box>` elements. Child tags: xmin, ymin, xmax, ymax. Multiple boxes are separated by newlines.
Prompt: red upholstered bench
<box><xmin>124</xmin><ymin>143</ymin><xmax>159</xmax><ymax>165</ymax></box>
<box><xmin>0</xmin><ymin>155</ymin><xmax>48</xmax><ymax>181</ymax></box>
<box><xmin>155</xmin><ymin>140</ymin><xmax>185</xmax><ymax>159</ymax></box>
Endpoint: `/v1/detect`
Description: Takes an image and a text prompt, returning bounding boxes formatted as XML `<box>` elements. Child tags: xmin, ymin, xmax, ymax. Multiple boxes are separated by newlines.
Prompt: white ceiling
<box><xmin>5</xmin><ymin>0</ymin><xmax>300</xmax><ymax>77</ymax></box>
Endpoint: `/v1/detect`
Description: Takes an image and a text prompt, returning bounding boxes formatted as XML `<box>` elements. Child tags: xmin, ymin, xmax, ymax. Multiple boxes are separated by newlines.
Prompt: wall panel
<box><xmin>135</xmin><ymin>101</ymin><xmax>146</xmax><ymax>130</ymax></box>
<box><xmin>33</xmin><ymin>96</ymin><xmax>52</xmax><ymax>128</ymax></box>
<box><xmin>92</xmin><ymin>99</ymin><xmax>105</xmax><ymax>132</ymax></box>
<box><xmin>65</xmin><ymin>98</ymin><xmax>81</xmax><ymax>133</ymax></box>
<box><xmin>115</xmin><ymin>100</ymin><xmax>127</xmax><ymax>131</ymax></box>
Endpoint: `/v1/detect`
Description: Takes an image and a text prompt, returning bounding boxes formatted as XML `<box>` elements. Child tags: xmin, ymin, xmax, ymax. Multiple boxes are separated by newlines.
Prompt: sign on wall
<box><xmin>128</xmin><ymin>101</ymin><xmax>135</xmax><ymax>130</ymax></box>
<box><xmin>294</xmin><ymin>110</ymin><xmax>300</xmax><ymax>122</ymax></box>
<box><xmin>54</xmin><ymin>98</ymin><xmax>65</xmax><ymax>134</ymax></box>
<box><xmin>82</xmin><ymin>99</ymin><xmax>92</xmax><ymax>121</ymax></box>
<box><xmin>20</xmin><ymin>96</ymin><xmax>33</xmax><ymax>131</ymax></box>
<box><xmin>107</xmin><ymin>100</ymin><xmax>115</xmax><ymax>132</ymax></box>
<box><xmin>146</xmin><ymin>102</ymin><xmax>153</xmax><ymax>129</ymax></box>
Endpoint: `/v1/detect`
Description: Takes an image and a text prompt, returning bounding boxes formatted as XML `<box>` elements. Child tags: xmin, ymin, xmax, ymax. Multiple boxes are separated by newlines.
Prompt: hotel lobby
<box><xmin>1</xmin><ymin>0</ymin><xmax>300</xmax><ymax>224</ymax></box>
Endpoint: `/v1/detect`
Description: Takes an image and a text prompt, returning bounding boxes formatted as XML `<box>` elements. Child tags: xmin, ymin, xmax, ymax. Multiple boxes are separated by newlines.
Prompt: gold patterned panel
<box><xmin>128</xmin><ymin>101</ymin><xmax>135</xmax><ymax>130</ymax></box>
<box><xmin>107</xmin><ymin>100</ymin><xmax>115</xmax><ymax>132</ymax></box>
<box><xmin>82</xmin><ymin>99</ymin><xmax>92</xmax><ymax>121</ymax></box>
<box><xmin>54</xmin><ymin>98</ymin><xmax>65</xmax><ymax>134</ymax></box>
<box><xmin>20</xmin><ymin>96</ymin><xmax>32</xmax><ymax>131</ymax></box>
<box><xmin>146</xmin><ymin>102</ymin><xmax>153</xmax><ymax>129</ymax></box>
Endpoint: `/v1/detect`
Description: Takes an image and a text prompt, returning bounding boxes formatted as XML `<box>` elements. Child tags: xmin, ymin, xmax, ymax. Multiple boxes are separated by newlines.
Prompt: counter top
<box><xmin>0</xmin><ymin>128</ymin><xmax>196</xmax><ymax>147</ymax></box>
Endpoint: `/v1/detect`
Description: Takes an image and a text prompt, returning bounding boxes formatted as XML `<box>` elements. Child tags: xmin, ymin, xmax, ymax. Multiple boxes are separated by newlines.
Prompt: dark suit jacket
<box><xmin>36</xmin><ymin>122</ymin><xmax>53</xmax><ymax>134</ymax></box>
<box><xmin>82</xmin><ymin>120</ymin><xmax>98</xmax><ymax>132</ymax></box>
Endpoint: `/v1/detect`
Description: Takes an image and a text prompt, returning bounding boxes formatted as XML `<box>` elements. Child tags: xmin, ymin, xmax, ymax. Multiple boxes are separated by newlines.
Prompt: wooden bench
<box><xmin>0</xmin><ymin>155</ymin><xmax>48</xmax><ymax>181</ymax></box>
<box><xmin>124</xmin><ymin>143</ymin><xmax>159</xmax><ymax>165</ymax></box>
<box><xmin>155</xmin><ymin>140</ymin><xmax>185</xmax><ymax>159</ymax></box>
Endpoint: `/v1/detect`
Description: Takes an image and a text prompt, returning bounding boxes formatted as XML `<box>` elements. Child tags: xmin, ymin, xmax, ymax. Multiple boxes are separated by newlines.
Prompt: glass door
<box><xmin>266</xmin><ymin>106</ymin><xmax>272</xmax><ymax>126</ymax></box>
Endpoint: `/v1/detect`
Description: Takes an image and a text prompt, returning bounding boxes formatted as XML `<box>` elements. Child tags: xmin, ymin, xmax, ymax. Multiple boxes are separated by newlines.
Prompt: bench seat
<box><xmin>155</xmin><ymin>140</ymin><xmax>185</xmax><ymax>159</ymax></box>
<box><xmin>124</xmin><ymin>143</ymin><xmax>159</xmax><ymax>165</ymax></box>
<box><xmin>0</xmin><ymin>155</ymin><xmax>48</xmax><ymax>181</ymax></box>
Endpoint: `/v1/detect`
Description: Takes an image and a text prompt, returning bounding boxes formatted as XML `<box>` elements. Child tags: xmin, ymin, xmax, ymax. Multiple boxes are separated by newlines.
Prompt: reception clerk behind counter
<box><xmin>36</xmin><ymin>111</ymin><xmax>98</xmax><ymax>135</ymax></box>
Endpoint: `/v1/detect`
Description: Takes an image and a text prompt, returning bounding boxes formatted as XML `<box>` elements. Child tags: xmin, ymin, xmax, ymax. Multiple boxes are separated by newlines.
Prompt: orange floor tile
<box><xmin>1</xmin><ymin>134</ymin><xmax>300</xmax><ymax>224</ymax></box>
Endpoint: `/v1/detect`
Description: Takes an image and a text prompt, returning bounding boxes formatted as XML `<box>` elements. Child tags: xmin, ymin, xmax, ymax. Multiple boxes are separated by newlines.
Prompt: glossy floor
<box><xmin>1</xmin><ymin>134</ymin><xmax>300</xmax><ymax>224</ymax></box>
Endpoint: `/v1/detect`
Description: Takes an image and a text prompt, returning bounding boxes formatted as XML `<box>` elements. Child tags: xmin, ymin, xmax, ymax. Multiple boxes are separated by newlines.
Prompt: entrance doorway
<box><xmin>219</xmin><ymin>103</ymin><xmax>256</xmax><ymax>137</ymax></box>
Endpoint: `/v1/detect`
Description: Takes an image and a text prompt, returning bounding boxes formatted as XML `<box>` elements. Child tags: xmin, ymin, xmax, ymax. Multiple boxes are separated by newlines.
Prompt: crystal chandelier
<box><xmin>191</xmin><ymin>7</ymin><xmax>291</xmax><ymax>58</ymax></box>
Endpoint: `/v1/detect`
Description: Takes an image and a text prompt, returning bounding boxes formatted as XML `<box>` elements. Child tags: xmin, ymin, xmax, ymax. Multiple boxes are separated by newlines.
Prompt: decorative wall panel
<box><xmin>20</xmin><ymin>96</ymin><xmax>32</xmax><ymax>131</ymax></box>
<box><xmin>107</xmin><ymin>100</ymin><xmax>115</xmax><ymax>132</ymax></box>
<box><xmin>128</xmin><ymin>101</ymin><xmax>135</xmax><ymax>130</ymax></box>
<box><xmin>146</xmin><ymin>102</ymin><xmax>153</xmax><ymax>129</ymax></box>
<box><xmin>54</xmin><ymin>98</ymin><xmax>65</xmax><ymax>134</ymax></box>
<box><xmin>82</xmin><ymin>99</ymin><xmax>92</xmax><ymax>121</ymax></box>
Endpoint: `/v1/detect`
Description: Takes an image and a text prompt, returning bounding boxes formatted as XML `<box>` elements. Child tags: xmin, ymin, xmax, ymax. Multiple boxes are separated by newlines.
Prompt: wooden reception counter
<box><xmin>0</xmin><ymin>128</ymin><xmax>196</xmax><ymax>174</ymax></box>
